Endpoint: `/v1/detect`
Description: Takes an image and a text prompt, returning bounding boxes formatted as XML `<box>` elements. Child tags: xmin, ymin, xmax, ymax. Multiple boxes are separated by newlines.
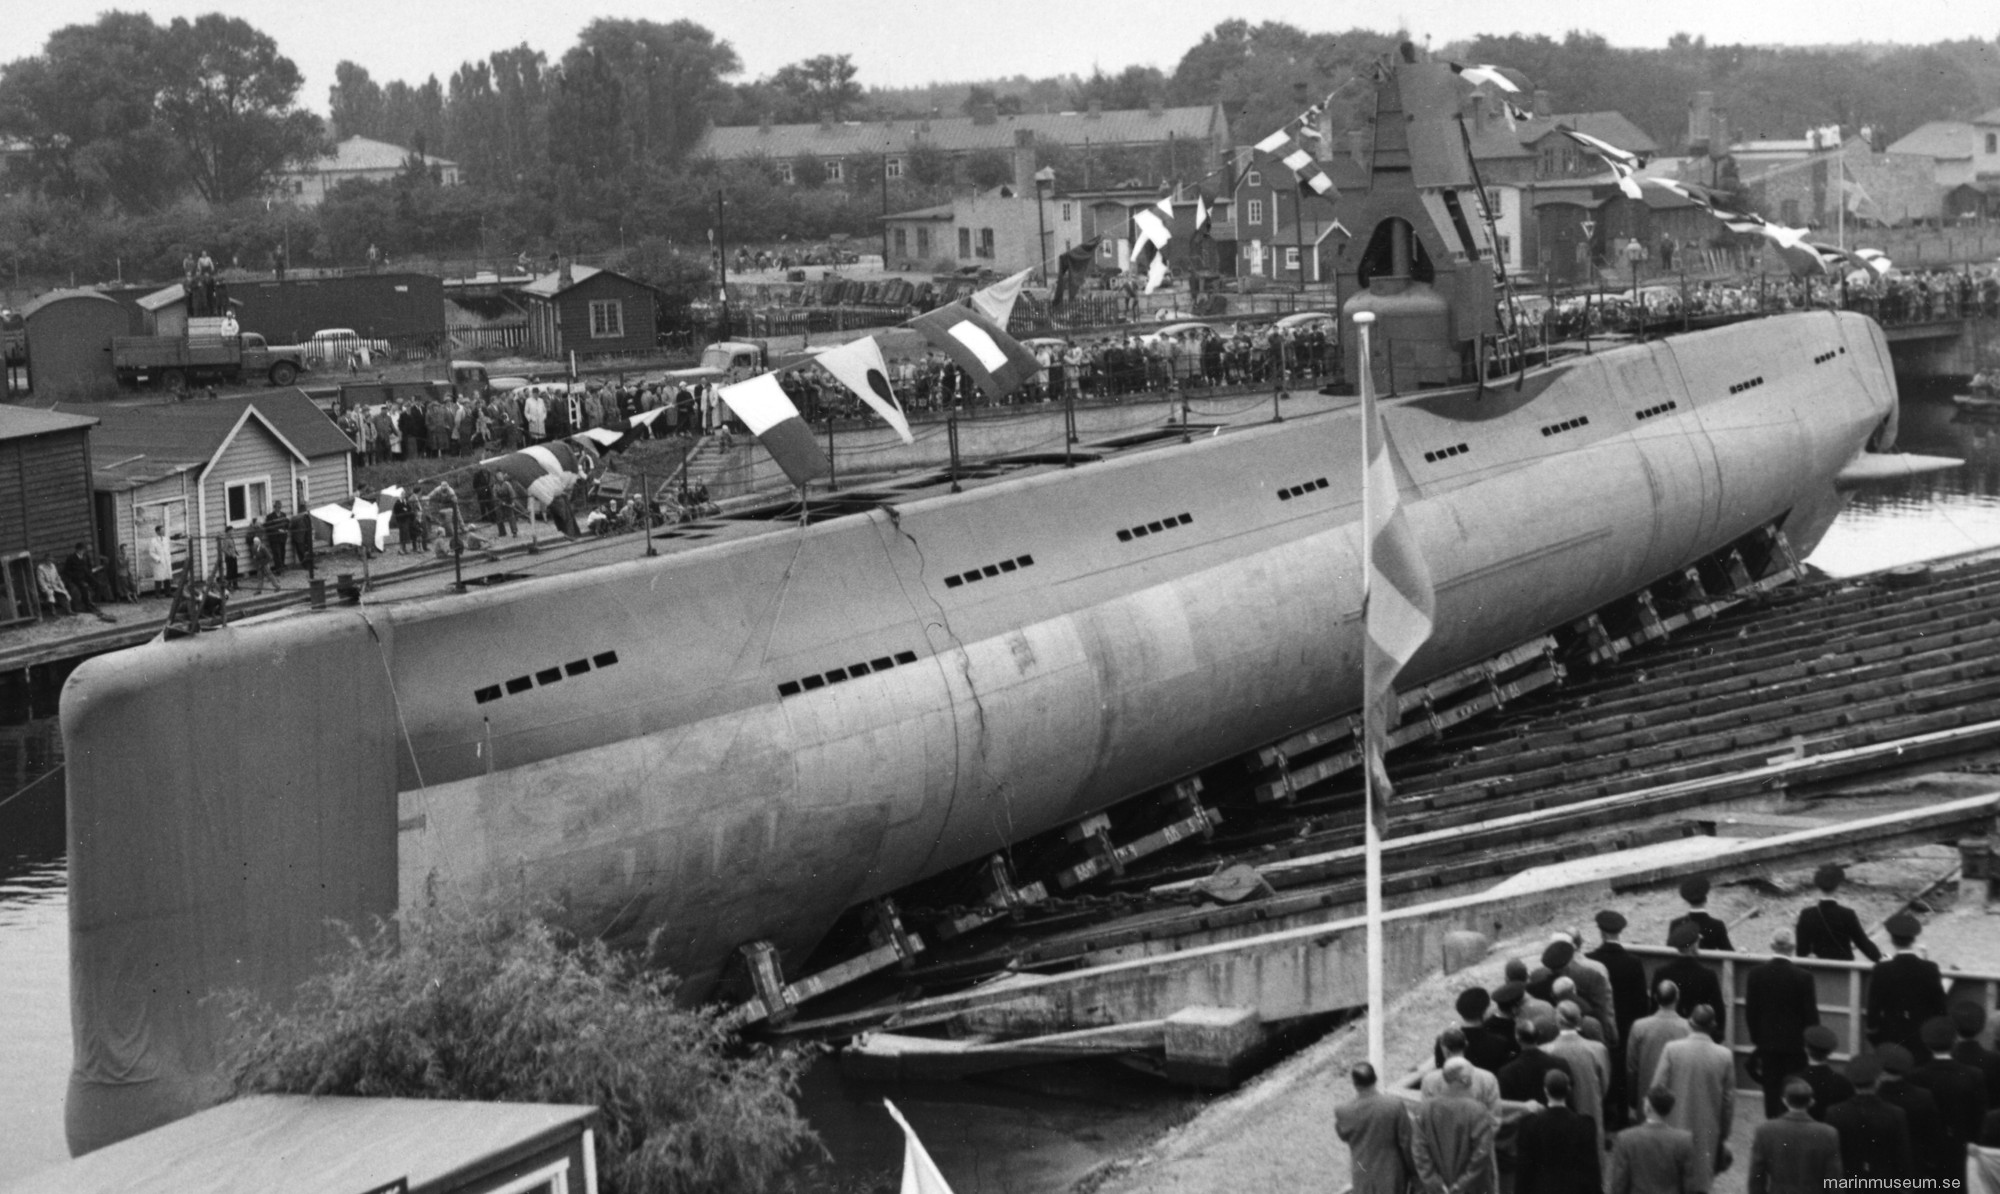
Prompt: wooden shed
<box><xmin>22</xmin><ymin>290</ymin><xmax>129</xmax><ymax>401</ymax></box>
<box><xmin>517</xmin><ymin>265</ymin><xmax>658</xmax><ymax>359</ymax></box>
<box><xmin>77</xmin><ymin>391</ymin><xmax>355</xmax><ymax>580</ymax></box>
<box><xmin>0</xmin><ymin>1095</ymin><xmax>601</xmax><ymax>1194</ymax></box>
<box><xmin>0</xmin><ymin>405</ymin><xmax>98</xmax><ymax>626</ymax></box>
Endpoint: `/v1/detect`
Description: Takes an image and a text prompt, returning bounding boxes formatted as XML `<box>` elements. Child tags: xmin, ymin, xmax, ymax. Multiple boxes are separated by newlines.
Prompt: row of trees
<box><xmin>5</xmin><ymin>12</ymin><xmax>2000</xmax><ymax>292</ymax></box>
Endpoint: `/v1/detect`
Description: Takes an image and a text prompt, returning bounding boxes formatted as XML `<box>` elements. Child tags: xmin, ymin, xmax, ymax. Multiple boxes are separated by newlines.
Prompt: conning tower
<box><xmin>1339</xmin><ymin>44</ymin><xmax>1498</xmax><ymax>389</ymax></box>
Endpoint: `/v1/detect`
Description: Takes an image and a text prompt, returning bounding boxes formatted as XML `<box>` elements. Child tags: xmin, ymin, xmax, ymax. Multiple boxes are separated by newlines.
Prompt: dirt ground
<box><xmin>1085</xmin><ymin>794</ymin><xmax>2000</xmax><ymax>1194</ymax></box>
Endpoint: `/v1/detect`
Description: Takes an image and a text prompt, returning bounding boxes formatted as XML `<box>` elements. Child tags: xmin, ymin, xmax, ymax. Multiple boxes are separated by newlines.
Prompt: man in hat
<box><xmin>1655</xmin><ymin>921</ymin><xmax>1728</xmax><ymax>1038</ymax></box>
<box><xmin>1653</xmin><ymin>1005</ymin><xmax>1734</xmax><ymax>1188</ymax></box>
<box><xmin>1498</xmin><ymin>1018</ymin><xmax>1574</xmax><ymax>1106</ymax></box>
<box><xmin>1796</xmin><ymin>862</ymin><xmax>1881</xmax><ymax>962</ymax></box>
<box><xmin>1825</xmin><ymin>1052</ymin><xmax>1912</xmax><ymax>1177</ymax></box>
<box><xmin>1514</xmin><ymin>1069</ymin><xmax>1599</xmax><ymax>1194</ymax></box>
<box><xmin>1667</xmin><ymin>875</ymin><xmax>1733</xmax><ymax>951</ymax></box>
<box><xmin>1866</xmin><ymin>913</ymin><xmax>1945</xmax><ymax>1051</ymax></box>
<box><xmin>1607</xmin><ymin>1087</ymin><xmax>1699</xmax><ymax>1192</ymax></box>
<box><xmin>1799</xmin><ymin>1025</ymin><xmax>1855</xmax><ymax>1122</ymax></box>
<box><xmin>1749</xmin><ymin>1076</ymin><xmax>1842</xmax><ymax>1192</ymax></box>
<box><xmin>1872</xmin><ymin>1045</ymin><xmax>1938</xmax><ymax>1176</ymax></box>
<box><xmin>1542</xmin><ymin>936</ymin><xmax>1618</xmax><ymax>1054</ymax></box>
<box><xmin>1953</xmin><ymin>1000</ymin><xmax>2000</xmax><ymax>1103</ymax></box>
<box><xmin>1486</xmin><ymin>981</ymin><xmax>1527</xmax><ymax>1061</ymax></box>
<box><xmin>1589</xmin><ymin>908</ymin><xmax>1648</xmax><ymax>1129</ymax></box>
<box><xmin>1419</xmin><ymin>1027</ymin><xmax>1502</xmax><ymax>1112</ymax></box>
<box><xmin>1439</xmin><ymin>987</ymin><xmax>1515</xmax><ymax>1075</ymax></box>
<box><xmin>1745</xmin><ymin>930</ymin><xmax>1819</xmax><ymax>1118</ymax></box>
<box><xmin>1335</xmin><ymin>1062</ymin><xmax>1413</xmax><ymax>1194</ymax></box>
<box><xmin>1412</xmin><ymin>1057</ymin><xmax>1495</xmax><ymax>1194</ymax></box>
<box><xmin>1627</xmin><ymin>979</ymin><xmax>1692</xmax><ymax>1120</ymax></box>
<box><xmin>1909</xmin><ymin>1016</ymin><xmax>1989</xmax><ymax>1173</ymax></box>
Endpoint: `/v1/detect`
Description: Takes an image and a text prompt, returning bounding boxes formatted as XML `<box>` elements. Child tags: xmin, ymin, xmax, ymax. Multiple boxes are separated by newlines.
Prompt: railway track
<box><xmin>732</xmin><ymin>537</ymin><xmax>2000</xmax><ymax>1028</ymax></box>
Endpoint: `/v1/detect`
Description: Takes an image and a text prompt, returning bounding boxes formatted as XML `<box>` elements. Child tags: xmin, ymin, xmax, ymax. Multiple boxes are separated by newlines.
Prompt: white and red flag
<box><xmin>814</xmin><ymin>336</ymin><xmax>913</xmax><ymax>443</ymax></box>
<box><xmin>969</xmin><ymin>267</ymin><xmax>1031</xmax><ymax>328</ymax></box>
<box><xmin>716</xmin><ymin>372</ymin><xmax>831</xmax><ymax>487</ymax></box>
<box><xmin>909</xmin><ymin>303</ymin><xmax>1041</xmax><ymax>402</ymax></box>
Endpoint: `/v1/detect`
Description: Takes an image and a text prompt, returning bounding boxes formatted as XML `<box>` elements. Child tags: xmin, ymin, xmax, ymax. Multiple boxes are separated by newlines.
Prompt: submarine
<box><xmin>61</xmin><ymin>51</ymin><xmax>1909</xmax><ymax>1152</ymax></box>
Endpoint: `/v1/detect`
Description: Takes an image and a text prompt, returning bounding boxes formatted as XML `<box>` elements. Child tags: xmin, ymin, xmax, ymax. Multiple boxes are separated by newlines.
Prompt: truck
<box><xmin>111</xmin><ymin>326</ymin><xmax>308</xmax><ymax>390</ymax></box>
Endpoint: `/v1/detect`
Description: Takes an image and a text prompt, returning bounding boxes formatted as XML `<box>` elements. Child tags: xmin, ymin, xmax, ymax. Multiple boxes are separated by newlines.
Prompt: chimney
<box><xmin>1709</xmin><ymin>113</ymin><xmax>1730</xmax><ymax>160</ymax></box>
<box><xmin>1467</xmin><ymin>93</ymin><xmax>1487</xmax><ymax>131</ymax></box>
<box><xmin>973</xmin><ymin>102</ymin><xmax>997</xmax><ymax>126</ymax></box>
<box><xmin>1087</xmin><ymin>100</ymin><xmax>1103</xmax><ymax>120</ymax></box>
<box><xmin>1533</xmin><ymin>88</ymin><xmax>1551</xmax><ymax>118</ymax></box>
<box><xmin>818</xmin><ymin>111</ymin><xmax>833</xmax><ymax>130</ymax></box>
<box><xmin>1347</xmin><ymin>129</ymin><xmax>1368</xmax><ymax>169</ymax></box>
<box><xmin>557</xmin><ymin>257</ymin><xmax>573</xmax><ymax>289</ymax></box>
<box><xmin>759</xmin><ymin>112</ymin><xmax>771</xmax><ymax>134</ymax></box>
<box><xmin>1687</xmin><ymin>91</ymin><xmax>1714</xmax><ymax>152</ymax></box>
<box><xmin>1148</xmin><ymin>98</ymin><xmax>1163</xmax><ymax>118</ymax></box>
<box><xmin>1013</xmin><ymin>128</ymin><xmax>1036</xmax><ymax>195</ymax></box>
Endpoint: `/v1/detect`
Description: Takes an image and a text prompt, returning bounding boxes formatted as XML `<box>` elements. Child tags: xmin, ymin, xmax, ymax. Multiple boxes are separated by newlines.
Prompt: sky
<box><xmin>2</xmin><ymin>0</ymin><xmax>1994</xmax><ymax>110</ymax></box>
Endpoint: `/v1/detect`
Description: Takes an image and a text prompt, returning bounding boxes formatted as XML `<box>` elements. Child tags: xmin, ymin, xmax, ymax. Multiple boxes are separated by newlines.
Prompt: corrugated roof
<box><xmin>70</xmin><ymin>390</ymin><xmax>354</xmax><ymax>492</ymax></box>
<box><xmin>1518</xmin><ymin>112</ymin><xmax>1661</xmax><ymax>156</ymax></box>
<box><xmin>1887</xmin><ymin>121</ymin><xmax>1977</xmax><ymax>160</ymax></box>
<box><xmin>0</xmin><ymin>405</ymin><xmax>97</xmax><ymax>440</ymax></box>
<box><xmin>699</xmin><ymin>106</ymin><xmax>1225</xmax><ymax>161</ymax></box>
<box><xmin>19</xmin><ymin>289</ymin><xmax>122</xmax><ymax>321</ymax></box>
<box><xmin>295</xmin><ymin>135</ymin><xmax>457</xmax><ymax>174</ymax></box>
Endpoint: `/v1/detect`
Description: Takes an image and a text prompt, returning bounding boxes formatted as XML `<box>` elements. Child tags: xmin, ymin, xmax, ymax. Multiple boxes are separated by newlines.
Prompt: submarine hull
<box><xmin>62</xmin><ymin>309</ymin><xmax>1897</xmax><ymax>1152</ymax></box>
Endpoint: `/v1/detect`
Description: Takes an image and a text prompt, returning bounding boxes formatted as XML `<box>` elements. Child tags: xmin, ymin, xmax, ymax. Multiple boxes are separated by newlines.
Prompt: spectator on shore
<box><xmin>264</xmin><ymin>503</ymin><xmax>289</xmax><ymax>573</ymax></box>
<box><xmin>1799</xmin><ymin>1025</ymin><xmax>1854</xmax><ymax>1122</ymax></box>
<box><xmin>35</xmin><ymin>554</ymin><xmax>72</xmax><ymax>617</ymax></box>
<box><xmin>1413</xmin><ymin>1058</ymin><xmax>1495</xmax><ymax>1193</ymax></box>
<box><xmin>1335</xmin><ymin>1062</ymin><xmax>1412</xmax><ymax>1194</ymax></box>
<box><xmin>1746</xmin><ymin>930</ymin><xmax>1819</xmax><ymax>1118</ymax></box>
<box><xmin>1748</xmin><ymin>1076</ymin><xmax>1841</xmax><ymax>1192</ymax></box>
<box><xmin>246</xmin><ymin>528</ymin><xmax>277</xmax><ymax>593</ymax></box>
<box><xmin>1608</xmin><ymin>1087</ymin><xmax>1698</xmax><ymax>1192</ymax></box>
<box><xmin>1653</xmin><ymin>1005</ymin><xmax>1735</xmax><ymax>1187</ymax></box>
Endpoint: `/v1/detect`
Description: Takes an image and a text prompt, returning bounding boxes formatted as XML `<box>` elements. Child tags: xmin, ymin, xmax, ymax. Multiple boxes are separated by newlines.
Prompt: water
<box><xmin>3</xmin><ymin>382</ymin><xmax>1997</xmax><ymax>1186</ymax></box>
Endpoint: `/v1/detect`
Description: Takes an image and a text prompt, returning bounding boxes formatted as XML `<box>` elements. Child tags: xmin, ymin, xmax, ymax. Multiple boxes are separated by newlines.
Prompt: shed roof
<box><xmin>0</xmin><ymin>1095</ymin><xmax>596</xmax><ymax>1194</ymax></box>
<box><xmin>295</xmin><ymin>134</ymin><xmax>457</xmax><ymax>174</ymax></box>
<box><xmin>69</xmin><ymin>390</ymin><xmax>355</xmax><ymax>491</ymax></box>
<box><xmin>0</xmin><ymin>405</ymin><xmax>97</xmax><ymax>440</ymax></box>
<box><xmin>1886</xmin><ymin>121</ymin><xmax>1977</xmax><ymax>161</ymax></box>
<box><xmin>518</xmin><ymin>264</ymin><xmax>657</xmax><ymax>299</ymax></box>
<box><xmin>699</xmin><ymin>105</ymin><xmax>1225</xmax><ymax>161</ymax></box>
<box><xmin>19</xmin><ymin>289</ymin><xmax>123</xmax><ymax>321</ymax></box>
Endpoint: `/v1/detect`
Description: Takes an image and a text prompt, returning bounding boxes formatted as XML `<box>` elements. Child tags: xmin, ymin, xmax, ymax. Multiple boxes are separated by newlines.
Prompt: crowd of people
<box><xmin>1335</xmin><ymin>867</ymin><xmax>1999</xmax><ymax>1191</ymax></box>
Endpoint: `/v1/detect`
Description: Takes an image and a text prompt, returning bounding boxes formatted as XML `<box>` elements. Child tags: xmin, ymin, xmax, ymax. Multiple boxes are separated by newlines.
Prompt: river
<box><xmin>3</xmin><ymin>382</ymin><xmax>1996</xmax><ymax>1187</ymax></box>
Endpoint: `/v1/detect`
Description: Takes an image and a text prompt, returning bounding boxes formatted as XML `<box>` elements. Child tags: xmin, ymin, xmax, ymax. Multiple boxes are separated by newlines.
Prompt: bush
<box><xmin>219</xmin><ymin>897</ymin><xmax>818</xmax><ymax>1194</ymax></box>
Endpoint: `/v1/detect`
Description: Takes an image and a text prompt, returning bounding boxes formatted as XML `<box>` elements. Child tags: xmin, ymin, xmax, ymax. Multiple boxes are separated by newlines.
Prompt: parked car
<box><xmin>306</xmin><ymin>328</ymin><xmax>391</xmax><ymax>368</ymax></box>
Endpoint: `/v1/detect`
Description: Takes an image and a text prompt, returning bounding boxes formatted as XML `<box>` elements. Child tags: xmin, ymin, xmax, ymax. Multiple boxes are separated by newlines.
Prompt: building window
<box><xmin>589</xmin><ymin>300</ymin><xmax>624</xmax><ymax>339</ymax></box>
<box><xmin>1060</xmin><ymin>202</ymin><xmax>1074</xmax><ymax>221</ymax></box>
<box><xmin>225</xmin><ymin>478</ymin><xmax>270</xmax><ymax>527</ymax></box>
<box><xmin>917</xmin><ymin>227</ymin><xmax>932</xmax><ymax>257</ymax></box>
<box><xmin>1988</xmin><ymin>132</ymin><xmax>1998</xmax><ymax>154</ymax></box>
<box><xmin>824</xmin><ymin>158</ymin><xmax>844</xmax><ymax>183</ymax></box>
<box><xmin>1247</xmin><ymin>199</ymin><xmax>1264</xmax><ymax>225</ymax></box>
<box><xmin>1247</xmin><ymin>170</ymin><xmax>1262</xmax><ymax>187</ymax></box>
<box><xmin>1781</xmin><ymin>198</ymin><xmax>1800</xmax><ymax>225</ymax></box>
<box><xmin>1496</xmin><ymin>233</ymin><xmax>1513</xmax><ymax>263</ymax></box>
<box><xmin>777</xmin><ymin>159</ymin><xmax>795</xmax><ymax>184</ymax></box>
<box><xmin>1540</xmin><ymin>147</ymin><xmax>1557</xmax><ymax>176</ymax></box>
<box><xmin>958</xmin><ymin>227</ymin><xmax>972</xmax><ymax>258</ymax></box>
<box><xmin>978</xmin><ymin>228</ymin><xmax>995</xmax><ymax>258</ymax></box>
<box><xmin>886</xmin><ymin>156</ymin><xmax>904</xmax><ymax>179</ymax></box>
<box><xmin>893</xmin><ymin>228</ymin><xmax>908</xmax><ymax>256</ymax></box>
<box><xmin>1285</xmin><ymin>247</ymin><xmax>1300</xmax><ymax>271</ymax></box>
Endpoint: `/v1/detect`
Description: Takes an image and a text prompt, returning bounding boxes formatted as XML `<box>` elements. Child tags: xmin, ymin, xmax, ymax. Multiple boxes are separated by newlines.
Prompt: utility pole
<box><xmin>881</xmin><ymin>141</ymin><xmax>892</xmax><ymax>270</ymax></box>
<box><xmin>715</xmin><ymin>190</ymin><xmax>730</xmax><ymax>342</ymax></box>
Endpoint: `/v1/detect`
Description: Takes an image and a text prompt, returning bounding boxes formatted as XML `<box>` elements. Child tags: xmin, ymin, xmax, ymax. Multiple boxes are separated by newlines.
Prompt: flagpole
<box><xmin>1356</xmin><ymin>310</ymin><xmax>1386</xmax><ymax>1075</ymax></box>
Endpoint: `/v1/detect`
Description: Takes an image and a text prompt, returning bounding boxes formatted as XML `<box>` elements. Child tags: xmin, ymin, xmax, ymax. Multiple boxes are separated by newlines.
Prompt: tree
<box><xmin>573</xmin><ymin>19</ymin><xmax>741</xmax><ymax>166</ymax></box>
<box><xmin>329</xmin><ymin>61</ymin><xmax>385</xmax><ymax>140</ymax></box>
<box><xmin>153</xmin><ymin>15</ymin><xmax>324</xmax><ymax>204</ymax></box>
<box><xmin>1070</xmin><ymin>65</ymin><xmax>1168</xmax><ymax>111</ymax></box>
<box><xmin>220</xmin><ymin>897</ymin><xmax>816</xmax><ymax>1194</ymax></box>
<box><xmin>1170</xmin><ymin>22</ymin><xmax>1402</xmax><ymax>149</ymax></box>
<box><xmin>770</xmin><ymin>54</ymin><xmax>863</xmax><ymax>122</ymax></box>
<box><xmin>0</xmin><ymin>12</ymin><xmax>182</xmax><ymax>211</ymax></box>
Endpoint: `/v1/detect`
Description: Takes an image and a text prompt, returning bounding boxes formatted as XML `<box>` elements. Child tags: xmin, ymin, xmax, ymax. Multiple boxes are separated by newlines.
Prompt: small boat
<box><xmin>1952</xmin><ymin>391</ymin><xmax>2000</xmax><ymax>412</ymax></box>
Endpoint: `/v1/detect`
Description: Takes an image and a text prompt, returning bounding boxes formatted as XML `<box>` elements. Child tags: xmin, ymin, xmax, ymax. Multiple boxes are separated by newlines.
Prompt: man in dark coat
<box><xmin>1799</xmin><ymin>1025</ymin><xmax>1855</xmax><ymax>1122</ymax></box>
<box><xmin>1865</xmin><ymin>913</ymin><xmax>1945</xmax><ymax>1051</ymax></box>
<box><xmin>1438</xmin><ymin>986</ymin><xmax>1515</xmax><ymax>1075</ymax></box>
<box><xmin>263</xmin><ymin>503</ymin><xmax>288</xmax><ymax>573</ymax></box>
<box><xmin>1334</xmin><ymin>1062</ymin><xmax>1413</xmax><ymax>1194</ymax></box>
<box><xmin>1908</xmin><ymin>1016</ymin><xmax>1989</xmax><ymax>1177</ymax></box>
<box><xmin>1589</xmin><ymin>909</ymin><xmax>1649</xmax><ymax>1131</ymax></box>
<box><xmin>1515</xmin><ymin>1069</ymin><xmax>1599</xmax><ymax>1194</ymax></box>
<box><xmin>1951</xmin><ymin>999</ymin><xmax>2000</xmax><ymax>1104</ymax></box>
<box><xmin>1498</xmin><ymin>1018</ymin><xmax>1575</xmax><ymax>1105</ymax></box>
<box><xmin>1607</xmin><ymin>1087</ymin><xmax>1699</xmax><ymax>1193</ymax></box>
<box><xmin>1654</xmin><ymin>921</ymin><xmax>1728</xmax><ymax>1039</ymax></box>
<box><xmin>1872</xmin><ymin>1045</ymin><xmax>1939</xmax><ymax>1176</ymax></box>
<box><xmin>1826</xmin><ymin>1052</ymin><xmax>1912</xmax><ymax>1178</ymax></box>
<box><xmin>1745</xmin><ymin>930</ymin><xmax>1819</xmax><ymax>1118</ymax></box>
<box><xmin>1749</xmin><ymin>1077</ymin><xmax>1842</xmax><ymax>1192</ymax></box>
<box><xmin>1413</xmin><ymin>1058</ymin><xmax>1495</xmax><ymax>1194</ymax></box>
<box><xmin>1795</xmin><ymin>863</ymin><xmax>1881</xmax><ymax>962</ymax></box>
<box><xmin>1666</xmin><ymin>875</ymin><xmax>1733</xmax><ymax>951</ymax></box>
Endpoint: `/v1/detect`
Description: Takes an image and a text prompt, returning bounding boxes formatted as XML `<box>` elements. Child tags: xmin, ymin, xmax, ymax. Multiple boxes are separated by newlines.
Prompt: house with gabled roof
<box><xmin>70</xmin><ymin>390</ymin><xmax>355</xmax><ymax>578</ymax></box>
<box><xmin>273</xmin><ymin>135</ymin><xmax>461</xmax><ymax>206</ymax></box>
<box><xmin>516</xmin><ymin>265</ymin><xmax>659</xmax><ymax>359</ymax></box>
